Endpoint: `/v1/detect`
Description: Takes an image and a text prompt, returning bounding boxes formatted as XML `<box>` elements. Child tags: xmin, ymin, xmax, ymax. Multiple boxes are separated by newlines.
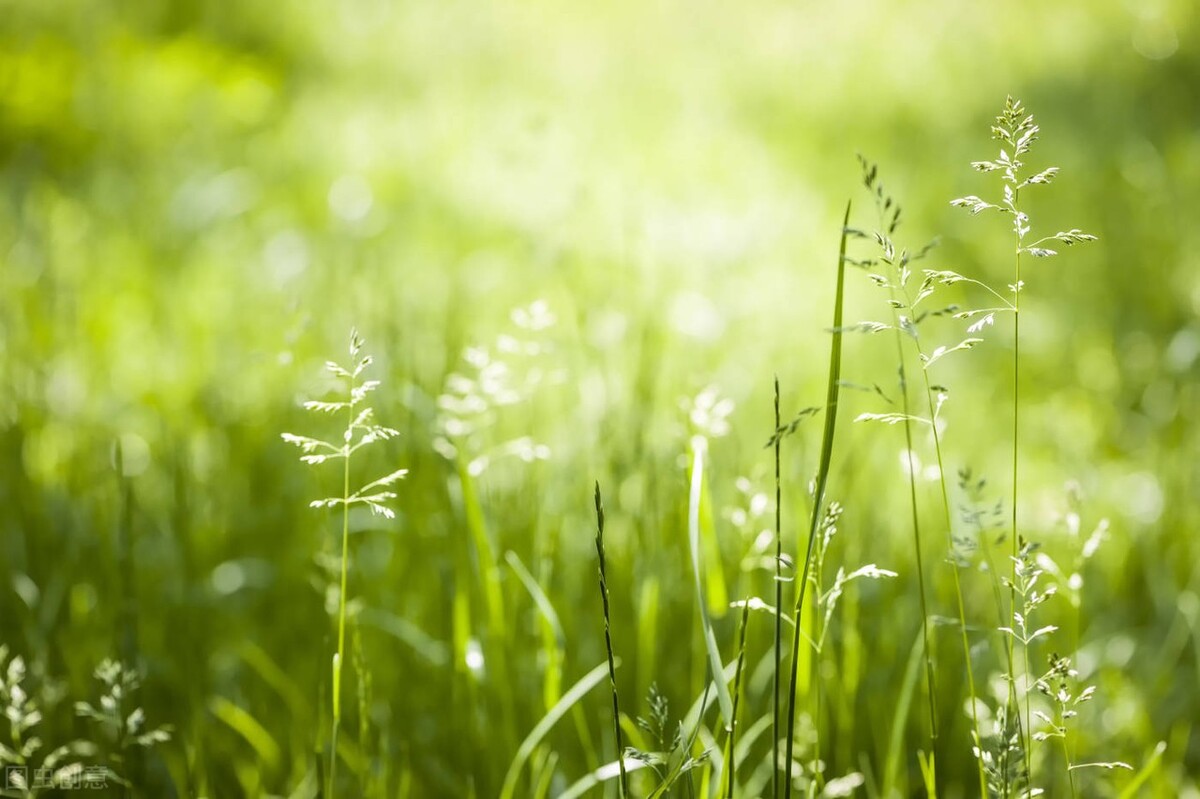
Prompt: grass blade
<box><xmin>498</xmin><ymin>660</ymin><xmax>614</xmax><ymax>799</ymax></box>
<box><xmin>559</xmin><ymin>758</ymin><xmax>649</xmax><ymax>799</ymax></box>
<box><xmin>783</xmin><ymin>200</ymin><xmax>850</xmax><ymax>798</ymax></box>
<box><xmin>688</xmin><ymin>441</ymin><xmax>736</xmax><ymax>727</ymax></box>
<box><xmin>726</xmin><ymin>599</ymin><xmax>751</xmax><ymax>798</ymax></box>
<box><xmin>882</xmin><ymin>630</ymin><xmax>928</xmax><ymax>796</ymax></box>
<box><xmin>1116</xmin><ymin>741</ymin><xmax>1167</xmax><ymax>799</ymax></box>
<box><xmin>505</xmin><ymin>550</ymin><xmax>566</xmax><ymax>709</ymax></box>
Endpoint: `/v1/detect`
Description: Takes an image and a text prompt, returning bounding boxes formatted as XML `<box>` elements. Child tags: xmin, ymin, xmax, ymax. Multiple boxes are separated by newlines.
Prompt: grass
<box><xmin>0</xmin><ymin>91</ymin><xmax>1189</xmax><ymax>799</ymax></box>
<box><xmin>594</xmin><ymin>481</ymin><xmax>630</xmax><ymax>798</ymax></box>
<box><xmin>281</xmin><ymin>329</ymin><xmax>407</xmax><ymax>796</ymax></box>
<box><xmin>953</xmin><ymin>96</ymin><xmax>1099</xmax><ymax>798</ymax></box>
<box><xmin>851</xmin><ymin>157</ymin><xmax>990</xmax><ymax>797</ymax></box>
<box><xmin>783</xmin><ymin>200</ymin><xmax>849</xmax><ymax>799</ymax></box>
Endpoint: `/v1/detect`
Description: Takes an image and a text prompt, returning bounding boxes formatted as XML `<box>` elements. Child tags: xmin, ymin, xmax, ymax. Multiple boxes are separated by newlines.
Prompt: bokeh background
<box><xmin>1</xmin><ymin>0</ymin><xmax>1197</xmax><ymax>796</ymax></box>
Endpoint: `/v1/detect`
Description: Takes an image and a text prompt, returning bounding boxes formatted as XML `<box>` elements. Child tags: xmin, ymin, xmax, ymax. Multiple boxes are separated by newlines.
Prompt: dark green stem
<box><xmin>727</xmin><ymin>600</ymin><xmax>751</xmax><ymax>799</ymax></box>
<box><xmin>595</xmin><ymin>482</ymin><xmax>628</xmax><ymax>798</ymax></box>
<box><xmin>773</xmin><ymin>376</ymin><xmax>783</xmax><ymax>799</ymax></box>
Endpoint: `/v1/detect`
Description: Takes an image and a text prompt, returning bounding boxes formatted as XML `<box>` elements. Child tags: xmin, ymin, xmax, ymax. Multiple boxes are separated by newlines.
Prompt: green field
<box><xmin>2</xmin><ymin>1</ymin><xmax>1198</xmax><ymax>797</ymax></box>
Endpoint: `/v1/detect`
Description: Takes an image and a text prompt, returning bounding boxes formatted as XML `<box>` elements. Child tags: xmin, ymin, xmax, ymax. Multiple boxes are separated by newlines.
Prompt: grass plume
<box><xmin>953</xmin><ymin>96</ymin><xmax>1097</xmax><ymax>792</ymax></box>
<box><xmin>282</xmin><ymin>328</ymin><xmax>407</xmax><ymax>797</ymax></box>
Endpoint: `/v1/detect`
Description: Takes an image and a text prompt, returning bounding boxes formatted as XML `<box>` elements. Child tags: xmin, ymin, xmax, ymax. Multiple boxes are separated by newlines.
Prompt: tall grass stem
<box><xmin>783</xmin><ymin>202</ymin><xmax>849</xmax><ymax>799</ymax></box>
<box><xmin>594</xmin><ymin>482</ymin><xmax>629</xmax><ymax>798</ymax></box>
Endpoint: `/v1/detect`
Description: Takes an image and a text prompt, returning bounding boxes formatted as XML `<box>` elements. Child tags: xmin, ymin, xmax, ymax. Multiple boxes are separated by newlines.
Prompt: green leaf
<box><xmin>209</xmin><ymin>696</ymin><xmax>281</xmax><ymax>771</ymax></box>
<box><xmin>687</xmin><ymin>443</ymin><xmax>735</xmax><ymax>727</ymax></box>
<box><xmin>499</xmin><ymin>661</ymin><xmax>615</xmax><ymax>799</ymax></box>
<box><xmin>783</xmin><ymin>200</ymin><xmax>850</xmax><ymax>799</ymax></box>
<box><xmin>1070</xmin><ymin>761</ymin><xmax>1134</xmax><ymax>771</ymax></box>
<box><xmin>558</xmin><ymin>758</ymin><xmax>649</xmax><ymax>799</ymax></box>
<box><xmin>1117</xmin><ymin>741</ymin><xmax>1166</xmax><ymax>799</ymax></box>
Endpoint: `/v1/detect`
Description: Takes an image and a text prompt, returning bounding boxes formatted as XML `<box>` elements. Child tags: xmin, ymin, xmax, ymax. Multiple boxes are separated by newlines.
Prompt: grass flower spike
<box><xmin>282</xmin><ymin>328</ymin><xmax>407</xmax><ymax>797</ymax></box>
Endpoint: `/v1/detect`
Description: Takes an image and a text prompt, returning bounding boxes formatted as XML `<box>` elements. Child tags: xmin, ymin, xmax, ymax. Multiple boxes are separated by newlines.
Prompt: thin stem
<box><xmin>330</xmin><ymin>375</ymin><xmax>354</xmax><ymax>798</ymax></box>
<box><xmin>1062</xmin><ymin>720</ymin><xmax>1078</xmax><ymax>799</ymax></box>
<box><xmin>1022</xmin><ymin>642</ymin><xmax>1034</xmax><ymax>788</ymax></box>
<box><xmin>900</xmin><ymin>370</ymin><xmax>939</xmax><ymax>751</ymax></box>
<box><xmin>1011</xmin><ymin>203</ymin><xmax>1033</xmax><ymax>782</ymax></box>
<box><xmin>884</xmin><ymin>250</ymin><xmax>939</xmax><ymax>779</ymax></box>
<box><xmin>892</xmin><ymin>243</ymin><xmax>986</xmax><ymax>798</ymax></box>
<box><xmin>919</xmin><ymin>369</ymin><xmax>988</xmax><ymax>799</ymax></box>
<box><xmin>727</xmin><ymin>600</ymin><xmax>751</xmax><ymax>799</ymax></box>
<box><xmin>773</xmin><ymin>376</ymin><xmax>783</xmax><ymax>799</ymax></box>
<box><xmin>810</xmin><ymin>542</ymin><xmax>825</xmax><ymax>798</ymax></box>
<box><xmin>959</xmin><ymin>277</ymin><xmax>1018</xmax><ymax>309</ymax></box>
<box><xmin>594</xmin><ymin>483</ymin><xmax>628</xmax><ymax>798</ymax></box>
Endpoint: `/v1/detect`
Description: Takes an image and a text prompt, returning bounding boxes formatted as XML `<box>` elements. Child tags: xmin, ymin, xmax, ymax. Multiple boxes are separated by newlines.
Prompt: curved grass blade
<box><xmin>689</xmin><ymin>442</ymin><xmax>736</xmax><ymax>728</ymax></box>
<box><xmin>559</xmin><ymin>758</ymin><xmax>649</xmax><ymax>799</ymax></box>
<box><xmin>783</xmin><ymin>201</ymin><xmax>850</xmax><ymax>799</ymax></box>
<box><xmin>498</xmin><ymin>660</ymin><xmax>614</xmax><ymax>799</ymax></box>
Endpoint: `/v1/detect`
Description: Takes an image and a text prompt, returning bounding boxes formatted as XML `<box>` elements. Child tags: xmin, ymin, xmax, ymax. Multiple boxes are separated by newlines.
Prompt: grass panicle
<box><xmin>953</xmin><ymin>96</ymin><xmax>1097</xmax><ymax>795</ymax></box>
<box><xmin>853</xmin><ymin>157</ymin><xmax>993</xmax><ymax>796</ymax></box>
<box><xmin>282</xmin><ymin>328</ymin><xmax>407</xmax><ymax>797</ymax></box>
<box><xmin>850</xmin><ymin>158</ymin><xmax>943</xmax><ymax>790</ymax></box>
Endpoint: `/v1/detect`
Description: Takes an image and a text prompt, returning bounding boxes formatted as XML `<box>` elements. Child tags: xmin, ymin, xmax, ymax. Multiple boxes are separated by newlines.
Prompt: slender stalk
<box><xmin>918</xmin><ymin>371</ymin><xmax>988</xmax><ymax>799</ymax></box>
<box><xmin>810</xmin><ymin>532</ymin><xmax>825</xmax><ymax>798</ymax></box>
<box><xmin>876</xmin><ymin>202</ymin><xmax>940</xmax><ymax>786</ymax></box>
<box><xmin>727</xmin><ymin>600</ymin><xmax>751</xmax><ymax>799</ymax></box>
<box><xmin>330</xmin><ymin>380</ymin><xmax>354</xmax><ymax>798</ymax></box>
<box><xmin>783</xmin><ymin>202</ymin><xmax>849</xmax><ymax>799</ymax></box>
<box><xmin>884</xmin><ymin>229</ymin><xmax>988</xmax><ymax>795</ymax></box>
<box><xmin>114</xmin><ymin>445</ymin><xmax>144</xmax><ymax>797</ymax></box>
<box><xmin>860</xmin><ymin>157</ymin><xmax>984</xmax><ymax>795</ymax></box>
<box><xmin>594</xmin><ymin>482</ymin><xmax>628</xmax><ymax>798</ymax></box>
<box><xmin>773</xmin><ymin>376</ymin><xmax>783</xmax><ymax>799</ymax></box>
<box><xmin>282</xmin><ymin>330</ymin><xmax>405</xmax><ymax>798</ymax></box>
<box><xmin>951</xmin><ymin>95</ymin><xmax>1097</xmax><ymax>796</ymax></box>
<box><xmin>1062</xmin><ymin>713</ymin><xmax>1078</xmax><ymax>799</ymax></box>
<box><xmin>1011</xmin><ymin>202</ymin><xmax>1033</xmax><ymax>782</ymax></box>
<box><xmin>897</xmin><ymin>364</ymin><xmax>940</xmax><ymax>757</ymax></box>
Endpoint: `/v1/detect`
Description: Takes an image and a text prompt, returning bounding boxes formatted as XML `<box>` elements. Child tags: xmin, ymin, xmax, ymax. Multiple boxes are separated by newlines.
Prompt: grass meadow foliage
<box><xmin>2</xmin><ymin>11</ymin><xmax>1196</xmax><ymax>792</ymax></box>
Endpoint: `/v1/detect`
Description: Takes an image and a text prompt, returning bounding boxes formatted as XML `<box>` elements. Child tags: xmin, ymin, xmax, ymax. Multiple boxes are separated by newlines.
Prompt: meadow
<box><xmin>1</xmin><ymin>1</ymin><xmax>1198</xmax><ymax>797</ymax></box>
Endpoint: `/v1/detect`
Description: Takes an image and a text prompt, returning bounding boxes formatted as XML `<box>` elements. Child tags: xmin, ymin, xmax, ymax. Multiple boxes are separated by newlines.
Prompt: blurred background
<box><xmin>1</xmin><ymin>0</ymin><xmax>1197</xmax><ymax>796</ymax></box>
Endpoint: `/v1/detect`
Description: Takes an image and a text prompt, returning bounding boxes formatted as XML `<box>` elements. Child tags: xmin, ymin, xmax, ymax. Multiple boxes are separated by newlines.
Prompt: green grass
<box><xmin>782</xmin><ymin>201</ymin><xmax>849</xmax><ymax>799</ymax></box>
<box><xmin>1</xmin><ymin>5</ymin><xmax>1198</xmax><ymax>798</ymax></box>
